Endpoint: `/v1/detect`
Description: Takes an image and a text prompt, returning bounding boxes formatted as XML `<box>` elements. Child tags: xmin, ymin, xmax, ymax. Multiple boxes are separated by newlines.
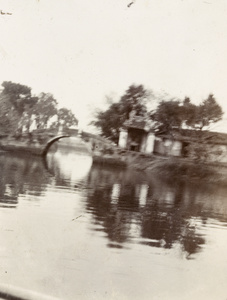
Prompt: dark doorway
<box><xmin>182</xmin><ymin>142</ymin><xmax>189</xmax><ymax>157</ymax></box>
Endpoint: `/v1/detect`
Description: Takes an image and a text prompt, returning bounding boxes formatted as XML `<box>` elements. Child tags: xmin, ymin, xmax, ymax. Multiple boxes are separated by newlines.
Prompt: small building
<box><xmin>118</xmin><ymin>115</ymin><xmax>227</xmax><ymax>163</ymax></box>
<box><xmin>118</xmin><ymin>115</ymin><xmax>155</xmax><ymax>154</ymax></box>
<box><xmin>155</xmin><ymin>130</ymin><xmax>227</xmax><ymax>163</ymax></box>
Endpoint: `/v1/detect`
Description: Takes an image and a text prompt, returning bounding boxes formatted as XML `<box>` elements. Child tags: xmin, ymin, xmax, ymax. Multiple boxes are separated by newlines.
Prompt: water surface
<box><xmin>0</xmin><ymin>139</ymin><xmax>227</xmax><ymax>300</ymax></box>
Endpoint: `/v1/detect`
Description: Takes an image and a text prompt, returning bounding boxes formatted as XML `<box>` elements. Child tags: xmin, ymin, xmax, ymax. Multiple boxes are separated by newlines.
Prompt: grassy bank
<box><xmin>0</xmin><ymin>133</ymin><xmax>53</xmax><ymax>156</ymax></box>
<box><xmin>92</xmin><ymin>155</ymin><xmax>127</xmax><ymax>168</ymax></box>
<box><xmin>142</xmin><ymin>157</ymin><xmax>227</xmax><ymax>185</ymax></box>
<box><xmin>0</xmin><ymin>140</ymin><xmax>43</xmax><ymax>155</ymax></box>
<box><xmin>1</xmin><ymin>136</ymin><xmax>227</xmax><ymax>184</ymax></box>
<box><xmin>93</xmin><ymin>149</ymin><xmax>227</xmax><ymax>184</ymax></box>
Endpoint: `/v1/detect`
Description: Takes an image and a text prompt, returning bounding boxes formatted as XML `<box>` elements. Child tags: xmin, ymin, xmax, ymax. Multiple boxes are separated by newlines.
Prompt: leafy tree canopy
<box><xmin>32</xmin><ymin>93</ymin><xmax>58</xmax><ymax>129</ymax></box>
<box><xmin>92</xmin><ymin>84</ymin><xmax>149</xmax><ymax>143</ymax></box>
<box><xmin>0</xmin><ymin>81</ymin><xmax>78</xmax><ymax>135</ymax></box>
<box><xmin>93</xmin><ymin>84</ymin><xmax>223</xmax><ymax>146</ymax></box>
<box><xmin>152</xmin><ymin>94</ymin><xmax>223</xmax><ymax>134</ymax></box>
<box><xmin>151</xmin><ymin>99</ymin><xmax>182</xmax><ymax>134</ymax></box>
<box><xmin>1</xmin><ymin>81</ymin><xmax>37</xmax><ymax>115</ymax></box>
<box><xmin>198</xmin><ymin>94</ymin><xmax>223</xmax><ymax>128</ymax></box>
<box><xmin>50</xmin><ymin>107</ymin><xmax>78</xmax><ymax>130</ymax></box>
<box><xmin>0</xmin><ymin>81</ymin><xmax>38</xmax><ymax>133</ymax></box>
<box><xmin>0</xmin><ymin>93</ymin><xmax>13</xmax><ymax>134</ymax></box>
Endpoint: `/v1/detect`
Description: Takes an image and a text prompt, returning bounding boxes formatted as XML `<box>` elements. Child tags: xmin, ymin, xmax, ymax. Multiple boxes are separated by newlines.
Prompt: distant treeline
<box><xmin>0</xmin><ymin>81</ymin><xmax>78</xmax><ymax>135</ymax></box>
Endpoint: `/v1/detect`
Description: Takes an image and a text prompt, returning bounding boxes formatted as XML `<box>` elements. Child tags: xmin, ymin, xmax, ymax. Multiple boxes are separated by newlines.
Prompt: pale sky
<box><xmin>0</xmin><ymin>0</ymin><xmax>227</xmax><ymax>130</ymax></box>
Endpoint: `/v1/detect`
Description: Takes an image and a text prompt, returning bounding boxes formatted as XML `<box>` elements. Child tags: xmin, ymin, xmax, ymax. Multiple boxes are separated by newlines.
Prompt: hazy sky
<box><xmin>0</xmin><ymin>0</ymin><xmax>227</xmax><ymax>129</ymax></box>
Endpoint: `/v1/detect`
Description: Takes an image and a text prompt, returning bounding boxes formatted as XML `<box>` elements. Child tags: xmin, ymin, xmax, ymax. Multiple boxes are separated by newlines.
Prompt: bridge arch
<box><xmin>42</xmin><ymin>135</ymin><xmax>70</xmax><ymax>156</ymax></box>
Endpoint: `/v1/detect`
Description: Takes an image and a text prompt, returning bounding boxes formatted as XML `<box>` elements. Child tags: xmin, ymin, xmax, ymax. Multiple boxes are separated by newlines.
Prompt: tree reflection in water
<box><xmin>0</xmin><ymin>152</ymin><xmax>50</xmax><ymax>208</ymax></box>
<box><xmin>84</xmin><ymin>164</ymin><xmax>227</xmax><ymax>258</ymax></box>
<box><xmin>1</xmin><ymin>147</ymin><xmax>227</xmax><ymax>261</ymax></box>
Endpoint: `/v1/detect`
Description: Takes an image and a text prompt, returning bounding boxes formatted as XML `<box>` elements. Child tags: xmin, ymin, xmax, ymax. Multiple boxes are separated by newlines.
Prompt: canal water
<box><xmin>0</xmin><ymin>138</ymin><xmax>227</xmax><ymax>300</ymax></box>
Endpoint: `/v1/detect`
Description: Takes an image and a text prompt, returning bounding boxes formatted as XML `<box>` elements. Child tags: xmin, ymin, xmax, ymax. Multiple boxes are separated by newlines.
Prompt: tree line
<box><xmin>92</xmin><ymin>84</ymin><xmax>224</xmax><ymax>143</ymax></box>
<box><xmin>1</xmin><ymin>81</ymin><xmax>223</xmax><ymax>146</ymax></box>
<box><xmin>0</xmin><ymin>81</ymin><xmax>78</xmax><ymax>135</ymax></box>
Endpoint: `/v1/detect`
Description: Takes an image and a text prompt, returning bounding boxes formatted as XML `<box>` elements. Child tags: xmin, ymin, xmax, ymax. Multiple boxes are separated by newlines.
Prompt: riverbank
<box><xmin>92</xmin><ymin>150</ymin><xmax>227</xmax><ymax>184</ymax></box>
<box><xmin>145</xmin><ymin>158</ymin><xmax>227</xmax><ymax>185</ymax></box>
<box><xmin>0</xmin><ymin>139</ymin><xmax>43</xmax><ymax>155</ymax></box>
<box><xmin>1</xmin><ymin>137</ymin><xmax>227</xmax><ymax>184</ymax></box>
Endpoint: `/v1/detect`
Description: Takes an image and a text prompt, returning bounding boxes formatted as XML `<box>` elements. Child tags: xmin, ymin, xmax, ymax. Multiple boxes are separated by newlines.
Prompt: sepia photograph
<box><xmin>0</xmin><ymin>0</ymin><xmax>227</xmax><ymax>299</ymax></box>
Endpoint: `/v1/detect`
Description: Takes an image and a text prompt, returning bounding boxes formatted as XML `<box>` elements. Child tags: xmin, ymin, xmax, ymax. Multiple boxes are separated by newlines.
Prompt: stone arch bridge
<box><xmin>35</xmin><ymin>129</ymin><xmax>113</xmax><ymax>156</ymax></box>
<box><xmin>40</xmin><ymin>134</ymin><xmax>92</xmax><ymax>156</ymax></box>
<box><xmin>41</xmin><ymin>135</ymin><xmax>70</xmax><ymax>156</ymax></box>
<box><xmin>0</xmin><ymin>129</ymin><xmax>112</xmax><ymax>156</ymax></box>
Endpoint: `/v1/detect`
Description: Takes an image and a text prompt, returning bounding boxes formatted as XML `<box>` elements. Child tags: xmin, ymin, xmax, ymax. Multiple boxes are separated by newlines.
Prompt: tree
<box><xmin>0</xmin><ymin>80</ymin><xmax>79</xmax><ymax>136</ymax></box>
<box><xmin>0</xmin><ymin>93</ymin><xmax>13</xmax><ymax>134</ymax></box>
<box><xmin>0</xmin><ymin>81</ymin><xmax>38</xmax><ymax>133</ymax></box>
<box><xmin>152</xmin><ymin>95</ymin><xmax>224</xmax><ymax>164</ymax></box>
<box><xmin>181</xmin><ymin>97</ymin><xmax>198</xmax><ymax>128</ymax></box>
<box><xmin>93</xmin><ymin>103</ymin><xmax>123</xmax><ymax>143</ymax></box>
<box><xmin>32</xmin><ymin>93</ymin><xmax>58</xmax><ymax>129</ymax></box>
<box><xmin>197</xmin><ymin>94</ymin><xmax>223</xmax><ymax>129</ymax></box>
<box><xmin>151</xmin><ymin>99</ymin><xmax>183</xmax><ymax>134</ymax></box>
<box><xmin>119</xmin><ymin>84</ymin><xmax>148</xmax><ymax>119</ymax></box>
<box><xmin>51</xmin><ymin>107</ymin><xmax>78</xmax><ymax>130</ymax></box>
<box><xmin>152</xmin><ymin>94</ymin><xmax>223</xmax><ymax>134</ymax></box>
<box><xmin>1</xmin><ymin>81</ymin><xmax>33</xmax><ymax>115</ymax></box>
<box><xmin>93</xmin><ymin>84</ymin><xmax>148</xmax><ymax>143</ymax></box>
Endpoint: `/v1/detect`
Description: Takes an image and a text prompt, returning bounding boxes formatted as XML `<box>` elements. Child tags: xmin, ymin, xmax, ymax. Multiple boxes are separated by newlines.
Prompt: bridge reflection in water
<box><xmin>45</xmin><ymin>137</ymin><xmax>93</xmax><ymax>185</ymax></box>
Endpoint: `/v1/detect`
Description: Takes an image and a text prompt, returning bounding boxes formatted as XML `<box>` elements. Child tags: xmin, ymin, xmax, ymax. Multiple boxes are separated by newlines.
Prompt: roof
<box><xmin>156</xmin><ymin>129</ymin><xmax>227</xmax><ymax>145</ymax></box>
<box><xmin>123</xmin><ymin>114</ymin><xmax>227</xmax><ymax>145</ymax></box>
<box><xmin>123</xmin><ymin>116</ymin><xmax>153</xmax><ymax>131</ymax></box>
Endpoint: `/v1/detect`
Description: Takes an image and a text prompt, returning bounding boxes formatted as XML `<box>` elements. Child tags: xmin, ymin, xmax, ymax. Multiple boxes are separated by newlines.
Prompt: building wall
<box><xmin>154</xmin><ymin>138</ymin><xmax>182</xmax><ymax>157</ymax></box>
<box><xmin>118</xmin><ymin>128</ymin><xmax>156</xmax><ymax>154</ymax></box>
<box><xmin>118</xmin><ymin>129</ymin><xmax>128</xmax><ymax>149</ymax></box>
<box><xmin>119</xmin><ymin>126</ymin><xmax>227</xmax><ymax>164</ymax></box>
<box><xmin>153</xmin><ymin>137</ymin><xmax>165</xmax><ymax>155</ymax></box>
<box><xmin>170</xmin><ymin>140</ymin><xmax>182</xmax><ymax>156</ymax></box>
<box><xmin>140</xmin><ymin>133</ymin><xmax>148</xmax><ymax>152</ymax></box>
<box><xmin>207</xmin><ymin>144</ymin><xmax>227</xmax><ymax>163</ymax></box>
<box><xmin>144</xmin><ymin>133</ymin><xmax>155</xmax><ymax>154</ymax></box>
